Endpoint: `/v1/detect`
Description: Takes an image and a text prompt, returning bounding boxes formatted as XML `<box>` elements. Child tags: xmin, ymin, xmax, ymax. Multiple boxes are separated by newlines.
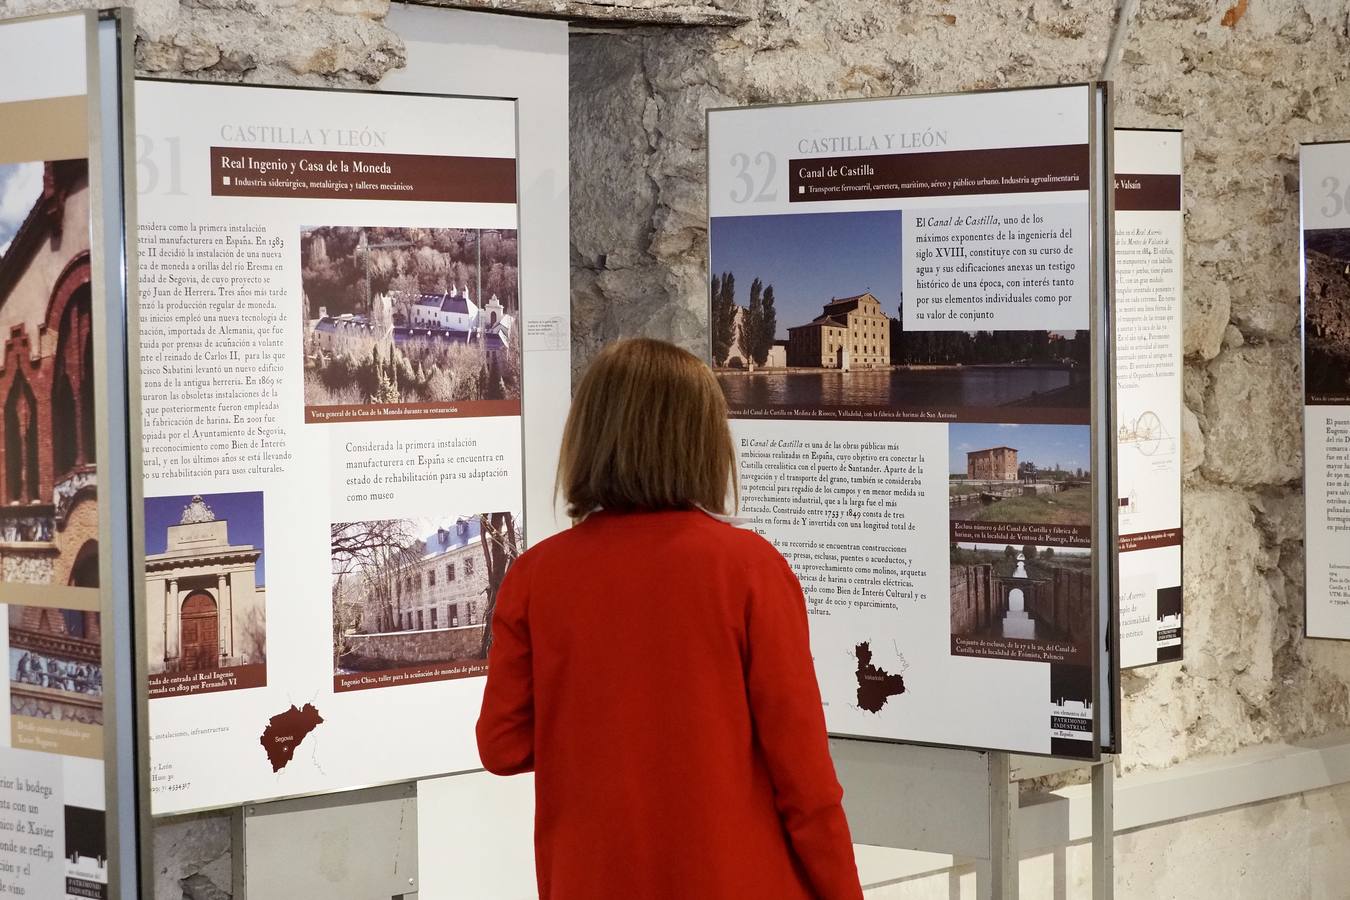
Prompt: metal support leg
<box><xmin>1091</xmin><ymin>755</ymin><xmax>1115</xmax><ymax>899</ymax></box>
<box><xmin>978</xmin><ymin>751</ymin><xmax>1017</xmax><ymax>900</ymax></box>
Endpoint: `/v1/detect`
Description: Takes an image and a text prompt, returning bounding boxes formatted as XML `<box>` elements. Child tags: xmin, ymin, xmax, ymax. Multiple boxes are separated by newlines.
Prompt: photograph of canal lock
<box><xmin>949</xmin><ymin>542</ymin><xmax>1092</xmax><ymax>665</ymax></box>
<box><xmin>946</xmin><ymin>422</ymin><xmax>1093</xmax><ymax>666</ymax></box>
<box><xmin>710</xmin><ymin>210</ymin><xmax>1089</xmax><ymax>422</ymax></box>
<box><xmin>739</xmin><ymin>435</ymin><xmax>930</xmax><ymax>618</ymax></box>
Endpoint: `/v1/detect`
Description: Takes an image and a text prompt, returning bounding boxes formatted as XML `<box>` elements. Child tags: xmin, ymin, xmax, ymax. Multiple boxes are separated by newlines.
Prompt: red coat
<box><xmin>477</xmin><ymin>509</ymin><xmax>863</xmax><ymax>900</ymax></box>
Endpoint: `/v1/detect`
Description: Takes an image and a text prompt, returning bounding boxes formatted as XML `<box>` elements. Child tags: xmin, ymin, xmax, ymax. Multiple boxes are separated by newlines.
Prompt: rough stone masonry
<box><xmin>569</xmin><ymin>0</ymin><xmax>1350</xmax><ymax>779</ymax></box>
<box><xmin>3</xmin><ymin>0</ymin><xmax>1349</xmax><ymax>894</ymax></box>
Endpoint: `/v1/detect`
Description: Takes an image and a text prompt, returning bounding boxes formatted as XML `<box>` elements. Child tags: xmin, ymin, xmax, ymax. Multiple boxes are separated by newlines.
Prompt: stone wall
<box><xmin>2</xmin><ymin>0</ymin><xmax>1347</xmax><ymax>895</ymax></box>
<box><xmin>569</xmin><ymin>1</ymin><xmax>1350</xmax><ymax>777</ymax></box>
<box><xmin>1027</xmin><ymin>565</ymin><xmax>1093</xmax><ymax>648</ymax></box>
<box><xmin>5</xmin><ymin>0</ymin><xmax>406</xmax><ymax>86</ymax></box>
<box><xmin>341</xmin><ymin>624</ymin><xmax>484</xmax><ymax>668</ymax></box>
<box><xmin>949</xmin><ymin>564</ymin><xmax>987</xmax><ymax>635</ymax></box>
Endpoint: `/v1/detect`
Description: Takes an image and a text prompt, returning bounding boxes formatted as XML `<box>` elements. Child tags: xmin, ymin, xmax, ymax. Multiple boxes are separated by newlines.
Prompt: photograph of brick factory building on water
<box><xmin>709</xmin><ymin>209</ymin><xmax>1090</xmax><ymax>417</ymax></box>
<box><xmin>948</xmin><ymin>423</ymin><xmax>1092</xmax><ymax>527</ymax></box>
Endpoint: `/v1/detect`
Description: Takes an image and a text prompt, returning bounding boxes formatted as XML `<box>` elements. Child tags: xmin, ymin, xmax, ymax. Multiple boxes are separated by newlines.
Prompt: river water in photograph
<box><xmin>717</xmin><ymin>366</ymin><xmax>1077</xmax><ymax>409</ymax></box>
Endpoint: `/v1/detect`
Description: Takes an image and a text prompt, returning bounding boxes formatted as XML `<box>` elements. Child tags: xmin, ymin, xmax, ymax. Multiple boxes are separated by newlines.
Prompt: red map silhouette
<box><xmin>260</xmin><ymin>703</ymin><xmax>325</xmax><ymax>772</ymax></box>
<box><xmin>855</xmin><ymin>642</ymin><xmax>906</xmax><ymax>714</ymax></box>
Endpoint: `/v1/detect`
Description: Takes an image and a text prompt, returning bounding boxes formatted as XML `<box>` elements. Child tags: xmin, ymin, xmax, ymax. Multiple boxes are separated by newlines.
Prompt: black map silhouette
<box><xmin>855</xmin><ymin>642</ymin><xmax>906</xmax><ymax>714</ymax></box>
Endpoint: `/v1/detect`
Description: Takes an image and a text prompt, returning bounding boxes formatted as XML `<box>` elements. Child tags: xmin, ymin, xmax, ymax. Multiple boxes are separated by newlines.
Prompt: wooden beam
<box><xmin>406</xmin><ymin>0</ymin><xmax>750</xmax><ymax>27</ymax></box>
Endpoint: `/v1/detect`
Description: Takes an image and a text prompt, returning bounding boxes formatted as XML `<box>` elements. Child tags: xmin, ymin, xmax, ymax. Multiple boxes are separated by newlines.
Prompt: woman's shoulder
<box><xmin>688</xmin><ymin>514</ymin><xmax>792</xmax><ymax>571</ymax></box>
<box><xmin>514</xmin><ymin>510</ymin><xmax>790</xmax><ymax>571</ymax></box>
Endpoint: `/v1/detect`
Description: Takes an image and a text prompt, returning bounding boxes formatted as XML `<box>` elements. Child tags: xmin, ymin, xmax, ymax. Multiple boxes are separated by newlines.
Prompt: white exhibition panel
<box><xmin>1301</xmin><ymin>140</ymin><xmax>1350</xmax><ymax>641</ymax></box>
<box><xmin>384</xmin><ymin>7</ymin><xmax>569</xmax><ymax>898</ymax></box>
<box><xmin>0</xmin><ymin>13</ymin><xmax>87</xmax><ymax>103</ymax></box>
<box><xmin>418</xmin><ymin>771</ymin><xmax>538</xmax><ymax>899</ymax></box>
<box><xmin>378</xmin><ymin>4</ymin><xmax>575</xmax><ymax>548</ymax></box>
<box><xmin>1113</xmin><ymin>129</ymin><xmax>1184</xmax><ymax>669</ymax></box>
<box><xmin>708</xmin><ymin>85</ymin><xmax>1106</xmax><ymax>758</ymax></box>
<box><xmin>135</xmin><ymin>78</ymin><xmax>526</xmax><ymax>814</ymax></box>
<box><xmin>0</xmin><ymin>12</ymin><xmax>120</xmax><ymax>900</ymax></box>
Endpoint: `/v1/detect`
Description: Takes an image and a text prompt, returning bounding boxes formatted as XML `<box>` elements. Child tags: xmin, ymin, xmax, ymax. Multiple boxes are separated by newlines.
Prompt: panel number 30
<box><xmin>1322</xmin><ymin>176</ymin><xmax>1350</xmax><ymax>219</ymax></box>
<box><xmin>729</xmin><ymin>152</ymin><xmax>778</xmax><ymax>203</ymax></box>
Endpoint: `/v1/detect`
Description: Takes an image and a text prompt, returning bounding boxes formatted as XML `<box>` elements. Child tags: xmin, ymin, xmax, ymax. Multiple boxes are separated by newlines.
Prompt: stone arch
<box><xmin>4</xmin><ymin>370</ymin><xmax>39</xmax><ymax>503</ymax></box>
<box><xmin>180</xmin><ymin>591</ymin><xmax>219</xmax><ymax>672</ymax></box>
<box><xmin>68</xmin><ymin>539</ymin><xmax>98</xmax><ymax>588</ymax></box>
<box><xmin>50</xmin><ymin>491</ymin><xmax>98</xmax><ymax>586</ymax></box>
<box><xmin>46</xmin><ymin>259</ymin><xmax>92</xmax><ymax>480</ymax></box>
<box><xmin>43</xmin><ymin>252</ymin><xmax>91</xmax><ymax>336</ymax></box>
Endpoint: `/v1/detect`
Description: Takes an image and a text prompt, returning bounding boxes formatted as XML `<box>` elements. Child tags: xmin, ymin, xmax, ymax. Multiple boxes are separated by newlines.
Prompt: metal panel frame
<box><xmin>1299</xmin><ymin>139</ymin><xmax>1350</xmax><ymax>642</ymax></box>
<box><xmin>705</xmin><ymin>82</ymin><xmax>1117</xmax><ymax>761</ymax></box>
<box><xmin>128</xmin><ymin>77</ymin><xmax>526</xmax><ymax>817</ymax></box>
<box><xmin>88</xmin><ymin>8</ymin><xmax>153</xmax><ymax>899</ymax></box>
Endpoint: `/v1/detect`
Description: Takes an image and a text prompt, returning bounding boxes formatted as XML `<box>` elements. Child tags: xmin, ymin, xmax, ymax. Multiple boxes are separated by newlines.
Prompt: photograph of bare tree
<box><xmin>331</xmin><ymin>511</ymin><xmax>521</xmax><ymax>691</ymax></box>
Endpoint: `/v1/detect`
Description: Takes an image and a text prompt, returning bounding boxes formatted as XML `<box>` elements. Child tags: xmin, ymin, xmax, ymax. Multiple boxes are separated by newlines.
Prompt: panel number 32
<box><xmin>729</xmin><ymin>152</ymin><xmax>778</xmax><ymax>203</ymax></box>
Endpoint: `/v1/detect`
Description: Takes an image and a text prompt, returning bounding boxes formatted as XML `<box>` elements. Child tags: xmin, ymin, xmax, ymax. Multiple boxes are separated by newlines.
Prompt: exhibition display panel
<box><xmin>1302</xmin><ymin>140</ymin><xmax>1350</xmax><ymax>641</ymax></box>
<box><xmin>1113</xmin><ymin>129</ymin><xmax>1184</xmax><ymax>669</ymax></box>
<box><xmin>0</xmin><ymin>9</ymin><xmax>141</xmax><ymax>898</ymax></box>
<box><xmin>1</xmin><ymin>0</ymin><xmax>1342</xmax><ymax>888</ymax></box>
<box><xmin>707</xmin><ymin>85</ymin><xmax>1117</xmax><ymax>759</ymax></box>
<box><xmin>133</xmin><ymin>80</ymin><xmax>527</xmax><ymax>813</ymax></box>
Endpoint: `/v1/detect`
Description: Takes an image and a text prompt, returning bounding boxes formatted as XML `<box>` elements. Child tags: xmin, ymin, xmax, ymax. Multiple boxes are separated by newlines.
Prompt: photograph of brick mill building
<box><xmin>949</xmin><ymin>424</ymin><xmax>1091</xmax><ymax>527</ymax></box>
<box><xmin>785</xmin><ymin>292</ymin><xmax>891</xmax><ymax>369</ymax></box>
<box><xmin>331</xmin><ymin>512</ymin><xmax>520</xmax><ymax>689</ymax></box>
<box><xmin>709</xmin><ymin>209</ymin><xmax>1089</xmax><ymax>417</ymax></box>
<box><xmin>966</xmin><ymin>446</ymin><xmax>1018</xmax><ymax>481</ymax></box>
<box><xmin>0</xmin><ymin>159</ymin><xmax>98</xmax><ymax>590</ymax></box>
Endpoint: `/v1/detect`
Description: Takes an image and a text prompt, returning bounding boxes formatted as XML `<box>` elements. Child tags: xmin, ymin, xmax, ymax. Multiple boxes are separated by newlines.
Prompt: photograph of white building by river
<box><xmin>710</xmin><ymin>210</ymin><xmax>1089</xmax><ymax>420</ymax></box>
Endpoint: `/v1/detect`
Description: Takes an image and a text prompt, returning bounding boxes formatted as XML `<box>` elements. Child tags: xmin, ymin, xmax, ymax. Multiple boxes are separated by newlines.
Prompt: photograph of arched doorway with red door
<box><xmin>0</xmin><ymin>158</ymin><xmax>99</xmax><ymax>592</ymax></box>
<box><xmin>144</xmin><ymin>491</ymin><xmax>268</xmax><ymax>698</ymax></box>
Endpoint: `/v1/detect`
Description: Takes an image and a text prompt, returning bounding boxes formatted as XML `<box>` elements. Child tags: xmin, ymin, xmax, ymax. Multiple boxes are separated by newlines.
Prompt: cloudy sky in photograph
<box><xmin>0</xmin><ymin>162</ymin><xmax>42</xmax><ymax>257</ymax></box>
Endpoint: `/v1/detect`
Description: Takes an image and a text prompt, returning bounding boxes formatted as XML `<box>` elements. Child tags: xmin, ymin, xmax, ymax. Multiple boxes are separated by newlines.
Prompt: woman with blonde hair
<box><xmin>477</xmin><ymin>337</ymin><xmax>863</xmax><ymax>900</ymax></box>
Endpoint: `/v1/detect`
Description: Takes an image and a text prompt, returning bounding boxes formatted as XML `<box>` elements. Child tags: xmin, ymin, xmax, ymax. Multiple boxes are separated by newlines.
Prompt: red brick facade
<box><xmin>0</xmin><ymin>160</ymin><xmax>98</xmax><ymax>587</ymax></box>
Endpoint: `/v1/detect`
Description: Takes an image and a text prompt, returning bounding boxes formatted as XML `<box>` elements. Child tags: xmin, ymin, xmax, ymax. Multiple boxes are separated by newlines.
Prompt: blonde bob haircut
<box><xmin>558</xmin><ymin>338</ymin><xmax>738</xmax><ymax>520</ymax></box>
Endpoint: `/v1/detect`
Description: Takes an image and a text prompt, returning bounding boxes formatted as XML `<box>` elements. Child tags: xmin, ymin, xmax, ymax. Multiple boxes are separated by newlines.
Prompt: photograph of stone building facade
<box><xmin>143</xmin><ymin>493</ymin><xmax>267</xmax><ymax>692</ymax></box>
<box><xmin>8</xmin><ymin>604</ymin><xmax>102</xmax><ymax>727</ymax></box>
<box><xmin>0</xmin><ymin>159</ymin><xmax>98</xmax><ymax>590</ymax></box>
<box><xmin>331</xmin><ymin>512</ymin><xmax>520</xmax><ymax>689</ymax></box>
<box><xmin>1303</xmin><ymin>228</ymin><xmax>1350</xmax><ymax>403</ymax></box>
<box><xmin>786</xmin><ymin>292</ymin><xmax>891</xmax><ymax>369</ymax></box>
